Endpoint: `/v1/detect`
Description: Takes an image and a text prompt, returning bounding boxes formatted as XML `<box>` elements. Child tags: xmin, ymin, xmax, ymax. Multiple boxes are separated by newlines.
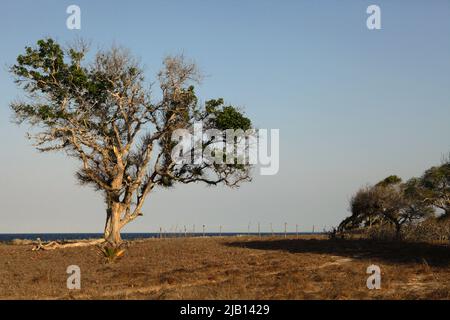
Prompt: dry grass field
<box><xmin>0</xmin><ymin>235</ymin><xmax>449</xmax><ymax>299</ymax></box>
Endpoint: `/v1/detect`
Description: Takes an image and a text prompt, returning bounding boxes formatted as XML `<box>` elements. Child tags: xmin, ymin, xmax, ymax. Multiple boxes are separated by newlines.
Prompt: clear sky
<box><xmin>1</xmin><ymin>0</ymin><xmax>449</xmax><ymax>233</ymax></box>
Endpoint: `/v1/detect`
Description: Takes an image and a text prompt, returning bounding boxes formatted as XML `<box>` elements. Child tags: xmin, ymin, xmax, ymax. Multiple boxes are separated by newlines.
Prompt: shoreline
<box><xmin>0</xmin><ymin>232</ymin><xmax>325</xmax><ymax>244</ymax></box>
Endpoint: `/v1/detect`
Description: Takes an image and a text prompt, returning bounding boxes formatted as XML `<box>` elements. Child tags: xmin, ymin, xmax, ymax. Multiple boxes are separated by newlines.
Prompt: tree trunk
<box><xmin>104</xmin><ymin>208</ymin><xmax>112</xmax><ymax>239</ymax></box>
<box><xmin>104</xmin><ymin>202</ymin><xmax>123</xmax><ymax>246</ymax></box>
<box><xmin>394</xmin><ymin>222</ymin><xmax>402</xmax><ymax>240</ymax></box>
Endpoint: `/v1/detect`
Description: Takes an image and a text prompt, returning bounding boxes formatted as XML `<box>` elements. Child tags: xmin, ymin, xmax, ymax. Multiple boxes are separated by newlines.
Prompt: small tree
<box><xmin>10</xmin><ymin>39</ymin><xmax>253</xmax><ymax>245</ymax></box>
<box><xmin>340</xmin><ymin>175</ymin><xmax>433</xmax><ymax>239</ymax></box>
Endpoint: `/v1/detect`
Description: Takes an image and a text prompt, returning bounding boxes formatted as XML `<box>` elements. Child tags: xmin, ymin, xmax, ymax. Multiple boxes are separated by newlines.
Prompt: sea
<box><xmin>0</xmin><ymin>232</ymin><xmax>319</xmax><ymax>242</ymax></box>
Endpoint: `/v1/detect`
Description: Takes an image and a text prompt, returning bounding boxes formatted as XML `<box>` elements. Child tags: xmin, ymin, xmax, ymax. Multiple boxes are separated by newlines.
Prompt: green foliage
<box><xmin>205</xmin><ymin>98</ymin><xmax>224</xmax><ymax>114</ymax></box>
<box><xmin>205</xmin><ymin>99</ymin><xmax>251</xmax><ymax>131</ymax></box>
<box><xmin>215</xmin><ymin>106</ymin><xmax>251</xmax><ymax>131</ymax></box>
<box><xmin>160</xmin><ymin>176</ymin><xmax>174</xmax><ymax>187</ymax></box>
<box><xmin>9</xmin><ymin>39</ymin><xmax>136</xmax><ymax>131</ymax></box>
<box><xmin>376</xmin><ymin>175</ymin><xmax>402</xmax><ymax>187</ymax></box>
<box><xmin>12</xmin><ymin>39</ymin><xmax>88</xmax><ymax>98</ymax></box>
<box><xmin>418</xmin><ymin>162</ymin><xmax>450</xmax><ymax>218</ymax></box>
<box><xmin>421</xmin><ymin>164</ymin><xmax>450</xmax><ymax>192</ymax></box>
<box><xmin>98</xmin><ymin>245</ymin><xmax>126</xmax><ymax>263</ymax></box>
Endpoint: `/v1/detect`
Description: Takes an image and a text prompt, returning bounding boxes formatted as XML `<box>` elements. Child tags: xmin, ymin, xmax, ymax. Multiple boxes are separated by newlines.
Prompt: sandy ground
<box><xmin>0</xmin><ymin>235</ymin><xmax>449</xmax><ymax>299</ymax></box>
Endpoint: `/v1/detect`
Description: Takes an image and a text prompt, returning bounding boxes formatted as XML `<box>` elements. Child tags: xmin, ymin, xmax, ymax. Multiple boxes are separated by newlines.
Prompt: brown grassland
<box><xmin>0</xmin><ymin>235</ymin><xmax>449</xmax><ymax>299</ymax></box>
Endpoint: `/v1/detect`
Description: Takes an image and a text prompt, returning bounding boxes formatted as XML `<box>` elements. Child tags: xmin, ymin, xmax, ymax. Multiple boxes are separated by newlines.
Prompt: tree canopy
<box><xmin>339</xmin><ymin>173</ymin><xmax>436</xmax><ymax>238</ymax></box>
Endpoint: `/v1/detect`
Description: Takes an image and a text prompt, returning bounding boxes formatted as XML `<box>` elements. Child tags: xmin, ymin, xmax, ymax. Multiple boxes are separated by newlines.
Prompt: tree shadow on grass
<box><xmin>225</xmin><ymin>238</ymin><xmax>450</xmax><ymax>267</ymax></box>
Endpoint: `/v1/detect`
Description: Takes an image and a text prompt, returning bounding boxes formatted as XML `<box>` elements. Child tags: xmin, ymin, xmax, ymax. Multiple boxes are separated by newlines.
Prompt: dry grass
<box><xmin>0</xmin><ymin>235</ymin><xmax>449</xmax><ymax>299</ymax></box>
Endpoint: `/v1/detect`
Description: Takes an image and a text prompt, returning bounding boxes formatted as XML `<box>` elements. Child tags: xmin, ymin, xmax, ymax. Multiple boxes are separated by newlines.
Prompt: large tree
<box><xmin>10</xmin><ymin>39</ymin><xmax>252</xmax><ymax>245</ymax></box>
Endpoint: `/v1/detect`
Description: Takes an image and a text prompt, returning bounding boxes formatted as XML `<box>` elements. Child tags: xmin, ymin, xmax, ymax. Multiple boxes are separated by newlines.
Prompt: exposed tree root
<box><xmin>32</xmin><ymin>238</ymin><xmax>105</xmax><ymax>251</ymax></box>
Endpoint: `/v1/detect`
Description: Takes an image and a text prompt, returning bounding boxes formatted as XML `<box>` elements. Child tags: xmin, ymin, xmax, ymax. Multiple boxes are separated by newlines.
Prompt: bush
<box><xmin>357</xmin><ymin>218</ymin><xmax>450</xmax><ymax>243</ymax></box>
<box><xmin>364</xmin><ymin>224</ymin><xmax>398</xmax><ymax>241</ymax></box>
<box><xmin>402</xmin><ymin>218</ymin><xmax>450</xmax><ymax>242</ymax></box>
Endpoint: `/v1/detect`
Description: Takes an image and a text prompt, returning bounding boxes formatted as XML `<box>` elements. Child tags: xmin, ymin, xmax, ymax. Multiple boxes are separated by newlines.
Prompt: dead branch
<box><xmin>32</xmin><ymin>238</ymin><xmax>105</xmax><ymax>251</ymax></box>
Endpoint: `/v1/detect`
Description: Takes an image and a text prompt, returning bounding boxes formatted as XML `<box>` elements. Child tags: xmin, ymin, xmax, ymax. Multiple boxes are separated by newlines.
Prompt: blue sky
<box><xmin>1</xmin><ymin>0</ymin><xmax>449</xmax><ymax>233</ymax></box>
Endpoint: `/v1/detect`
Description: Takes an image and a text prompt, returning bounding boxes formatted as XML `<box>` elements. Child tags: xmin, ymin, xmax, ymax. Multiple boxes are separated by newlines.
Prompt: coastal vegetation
<box><xmin>339</xmin><ymin>155</ymin><xmax>450</xmax><ymax>241</ymax></box>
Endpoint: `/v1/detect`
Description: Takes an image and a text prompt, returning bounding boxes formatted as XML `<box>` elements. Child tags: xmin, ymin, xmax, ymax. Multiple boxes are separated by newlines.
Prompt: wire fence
<box><xmin>154</xmin><ymin>223</ymin><xmax>328</xmax><ymax>239</ymax></box>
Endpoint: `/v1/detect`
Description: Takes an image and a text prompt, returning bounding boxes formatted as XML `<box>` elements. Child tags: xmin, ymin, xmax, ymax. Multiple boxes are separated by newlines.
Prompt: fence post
<box><xmin>203</xmin><ymin>224</ymin><xmax>206</xmax><ymax>237</ymax></box>
<box><xmin>296</xmin><ymin>224</ymin><xmax>299</xmax><ymax>239</ymax></box>
<box><xmin>284</xmin><ymin>222</ymin><xmax>287</xmax><ymax>238</ymax></box>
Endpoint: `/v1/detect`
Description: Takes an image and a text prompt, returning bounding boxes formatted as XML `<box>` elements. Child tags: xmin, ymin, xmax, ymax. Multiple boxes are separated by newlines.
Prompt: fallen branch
<box><xmin>32</xmin><ymin>238</ymin><xmax>105</xmax><ymax>251</ymax></box>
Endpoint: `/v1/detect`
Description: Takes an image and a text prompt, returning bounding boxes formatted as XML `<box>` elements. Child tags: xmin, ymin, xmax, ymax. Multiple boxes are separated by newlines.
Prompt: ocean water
<box><xmin>0</xmin><ymin>232</ymin><xmax>318</xmax><ymax>242</ymax></box>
